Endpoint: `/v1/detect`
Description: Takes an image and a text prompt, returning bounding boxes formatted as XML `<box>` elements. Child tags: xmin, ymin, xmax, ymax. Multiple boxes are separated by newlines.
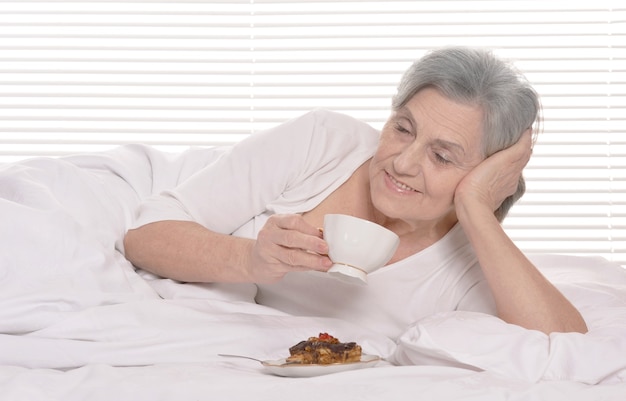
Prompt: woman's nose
<box><xmin>393</xmin><ymin>142</ymin><xmax>423</xmax><ymax>176</ymax></box>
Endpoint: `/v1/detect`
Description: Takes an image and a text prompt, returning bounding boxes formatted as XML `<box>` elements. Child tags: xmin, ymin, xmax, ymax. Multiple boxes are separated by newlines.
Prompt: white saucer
<box><xmin>327</xmin><ymin>263</ymin><xmax>368</xmax><ymax>285</ymax></box>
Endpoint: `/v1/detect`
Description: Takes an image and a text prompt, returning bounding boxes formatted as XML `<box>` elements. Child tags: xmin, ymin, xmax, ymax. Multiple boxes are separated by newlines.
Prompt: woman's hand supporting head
<box><xmin>453</xmin><ymin>128</ymin><xmax>533</xmax><ymax>221</ymax></box>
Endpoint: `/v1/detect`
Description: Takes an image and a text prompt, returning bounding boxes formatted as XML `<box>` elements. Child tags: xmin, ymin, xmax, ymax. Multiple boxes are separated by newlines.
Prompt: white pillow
<box><xmin>392</xmin><ymin>305</ymin><xmax>626</xmax><ymax>384</ymax></box>
<box><xmin>392</xmin><ymin>311</ymin><xmax>550</xmax><ymax>381</ymax></box>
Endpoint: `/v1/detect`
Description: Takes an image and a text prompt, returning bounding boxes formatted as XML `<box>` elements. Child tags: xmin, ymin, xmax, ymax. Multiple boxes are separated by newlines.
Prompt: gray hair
<box><xmin>392</xmin><ymin>46</ymin><xmax>541</xmax><ymax>221</ymax></box>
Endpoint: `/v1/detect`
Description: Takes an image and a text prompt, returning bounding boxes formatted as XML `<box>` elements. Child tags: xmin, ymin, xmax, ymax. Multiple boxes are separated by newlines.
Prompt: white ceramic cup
<box><xmin>323</xmin><ymin>214</ymin><xmax>400</xmax><ymax>285</ymax></box>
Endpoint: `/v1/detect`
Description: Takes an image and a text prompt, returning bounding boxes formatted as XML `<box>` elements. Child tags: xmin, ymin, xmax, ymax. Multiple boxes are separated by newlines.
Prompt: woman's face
<box><xmin>369</xmin><ymin>87</ymin><xmax>485</xmax><ymax>230</ymax></box>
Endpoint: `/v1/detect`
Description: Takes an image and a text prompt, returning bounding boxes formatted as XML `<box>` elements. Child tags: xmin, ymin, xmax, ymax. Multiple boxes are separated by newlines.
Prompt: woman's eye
<box><xmin>394</xmin><ymin>122</ymin><xmax>412</xmax><ymax>135</ymax></box>
<box><xmin>434</xmin><ymin>152</ymin><xmax>451</xmax><ymax>165</ymax></box>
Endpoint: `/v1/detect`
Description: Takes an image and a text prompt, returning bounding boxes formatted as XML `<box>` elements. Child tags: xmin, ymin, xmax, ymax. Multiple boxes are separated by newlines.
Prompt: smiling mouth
<box><xmin>386</xmin><ymin>171</ymin><xmax>418</xmax><ymax>192</ymax></box>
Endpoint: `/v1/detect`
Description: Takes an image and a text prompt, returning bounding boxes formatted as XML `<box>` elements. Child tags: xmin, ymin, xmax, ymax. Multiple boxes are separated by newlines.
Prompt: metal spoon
<box><xmin>217</xmin><ymin>353</ymin><xmax>266</xmax><ymax>363</ymax></box>
<box><xmin>218</xmin><ymin>353</ymin><xmax>299</xmax><ymax>365</ymax></box>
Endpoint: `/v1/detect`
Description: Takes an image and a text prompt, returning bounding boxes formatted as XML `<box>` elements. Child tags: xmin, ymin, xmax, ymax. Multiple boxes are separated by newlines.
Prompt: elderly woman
<box><xmin>123</xmin><ymin>47</ymin><xmax>587</xmax><ymax>338</ymax></box>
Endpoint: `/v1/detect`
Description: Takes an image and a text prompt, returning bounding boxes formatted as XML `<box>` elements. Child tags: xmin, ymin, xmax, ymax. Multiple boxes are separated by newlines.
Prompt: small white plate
<box><xmin>261</xmin><ymin>354</ymin><xmax>381</xmax><ymax>377</ymax></box>
<box><xmin>327</xmin><ymin>263</ymin><xmax>368</xmax><ymax>285</ymax></box>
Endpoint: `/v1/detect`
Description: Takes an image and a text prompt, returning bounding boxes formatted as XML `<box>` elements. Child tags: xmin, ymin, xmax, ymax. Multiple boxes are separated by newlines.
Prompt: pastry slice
<box><xmin>286</xmin><ymin>332</ymin><xmax>362</xmax><ymax>364</ymax></box>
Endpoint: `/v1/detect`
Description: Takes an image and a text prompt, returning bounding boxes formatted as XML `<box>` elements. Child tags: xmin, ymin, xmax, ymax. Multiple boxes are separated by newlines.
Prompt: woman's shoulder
<box><xmin>301</xmin><ymin>109</ymin><xmax>380</xmax><ymax>155</ymax></box>
<box><xmin>238</xmin><ymin>109</ymin><xmax>379</xmax><ymax>169</ymax></box>
<box><xmin>241</xmin><ymin>109</ymin><xmax>378</xmax><ymax>147</ymax></box>
<box><xmin>307</xmin><ymin>108</ymin><xmax>379</xmax><ymax>136</ymax></box>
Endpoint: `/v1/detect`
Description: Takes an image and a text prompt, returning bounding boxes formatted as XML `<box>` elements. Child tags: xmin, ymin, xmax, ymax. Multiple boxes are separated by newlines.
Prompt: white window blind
<box><xmin>0</xmin><ymin>1</ymin><xmax>624</xmax><ymax>266</ymax></box>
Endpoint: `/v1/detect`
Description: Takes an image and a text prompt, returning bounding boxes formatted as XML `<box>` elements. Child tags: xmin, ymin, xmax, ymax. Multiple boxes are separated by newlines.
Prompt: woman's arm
<box><xmin>124</xmin><ymin>215</ymin><xmax>331</xmax><ymax>284</ymax></box>
<box><xmin>454</xmin><ymin>131</ymin><xmax>588</xmax><ymax>334</ymax></box>
<box><xmin>124</xmin><ymin>220</ymin><xmax>254</xmax><ymax>283</ymax></box>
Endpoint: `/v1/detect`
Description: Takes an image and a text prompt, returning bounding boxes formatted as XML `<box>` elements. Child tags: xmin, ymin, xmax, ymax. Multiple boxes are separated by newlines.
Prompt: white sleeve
<box><xmin>130</xmin><ymin>109</ymin><xmax>378</xmax><ymax>235</ymax></box>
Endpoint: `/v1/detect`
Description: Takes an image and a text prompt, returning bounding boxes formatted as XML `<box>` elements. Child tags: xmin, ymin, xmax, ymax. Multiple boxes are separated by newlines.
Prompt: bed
<box><xmin>1</xmin><ymin>144</ymin><xmax>625</xmax><ymax>401</ymax></box>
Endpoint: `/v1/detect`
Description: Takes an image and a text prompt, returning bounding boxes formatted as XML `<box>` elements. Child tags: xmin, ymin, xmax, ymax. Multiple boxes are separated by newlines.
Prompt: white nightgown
<box><xmin>128</xmin><ymin>109</ymin><xmax>496</xmax><ymax>340</ymax></box>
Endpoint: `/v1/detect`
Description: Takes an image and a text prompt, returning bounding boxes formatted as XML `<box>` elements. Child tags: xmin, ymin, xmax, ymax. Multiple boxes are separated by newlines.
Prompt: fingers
<box><xmin>455</xmin><ymin>129</ymin><xmax>534</xmax><ymax>214</ymax></box>
<box><xmin>281</xmin><ymin>247</ymin><xmax>333</xmax><ymax>272</ymax></box>
<box><xmin>510</xmin><ymin>128</ymin><xmax>533</xmax><ymax>164</ymax></box>
<box><xmin>486</xmin><ymin>129</ymin><xmax>533</xmax><ymax>178</ymax></box>
<box><xmin>488</xmin><ymin>129</ymin><xmax>534</xmax><ymax>199</ymax></box>
<box><xmin>269</xmin><ymin>214</ymin><xmax>328</xmax><ymax>255</ymax></box>
<box><xmin>256</xmin><ymin>214</ymin><xmax>332</xmax><ymax>275</ymax></box>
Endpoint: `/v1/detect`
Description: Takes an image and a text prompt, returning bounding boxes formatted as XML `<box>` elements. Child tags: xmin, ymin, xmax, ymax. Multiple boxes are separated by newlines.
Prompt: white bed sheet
<box><xmin>1</xmin><ymin>145</ymin><xmax>625</xmax><ymax>400</ymax></box>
